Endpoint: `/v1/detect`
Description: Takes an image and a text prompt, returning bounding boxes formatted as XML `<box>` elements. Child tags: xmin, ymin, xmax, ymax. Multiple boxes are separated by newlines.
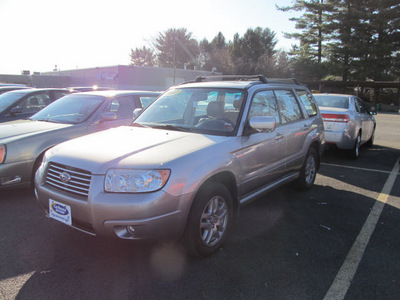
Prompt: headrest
<box><xmin>207</xmin><ymin>101</ymin><xmax>224</xmax><ymax>117</ymax></box>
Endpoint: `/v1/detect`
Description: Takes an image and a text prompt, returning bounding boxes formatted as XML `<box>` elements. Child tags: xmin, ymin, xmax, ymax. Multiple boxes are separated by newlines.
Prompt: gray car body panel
<box><xmin>0</xmin><ymin>91</ymin><xmax>161</xmax><ymax>189</ymax></box>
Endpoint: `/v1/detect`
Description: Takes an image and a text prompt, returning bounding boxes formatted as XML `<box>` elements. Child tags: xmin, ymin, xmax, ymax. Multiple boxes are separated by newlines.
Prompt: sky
<box><xmin>0</xmin><ymin>0</ymin><xmax>300</xmax><ymax>75</ymax></box>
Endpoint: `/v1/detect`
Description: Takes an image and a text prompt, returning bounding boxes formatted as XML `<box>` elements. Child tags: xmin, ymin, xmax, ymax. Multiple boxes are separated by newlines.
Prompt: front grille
<box><xmin>46</xmin><ymin>162</ymin><xmax>92</xmax><ymax>198</ymax></box>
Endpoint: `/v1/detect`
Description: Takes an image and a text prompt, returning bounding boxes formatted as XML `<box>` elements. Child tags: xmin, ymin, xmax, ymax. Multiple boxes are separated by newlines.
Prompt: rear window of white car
<box><xmin>314</xmin><ymin>95</ymin><xmax>350</xmax><ymax>109</ymax></box>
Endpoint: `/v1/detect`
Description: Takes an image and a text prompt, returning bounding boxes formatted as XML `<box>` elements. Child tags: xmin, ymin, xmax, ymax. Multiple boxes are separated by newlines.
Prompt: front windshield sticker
<box><xmin>165</xmin><ymin>89</ymin><xmax>182</xmax><ymax>96</ymax></box>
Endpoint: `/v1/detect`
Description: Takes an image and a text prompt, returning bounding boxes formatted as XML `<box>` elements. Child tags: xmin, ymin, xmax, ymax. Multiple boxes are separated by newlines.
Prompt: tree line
<box><xmin>130</xmin><ymin>0</ymin><xmax>400</xmax><ymax>82</ymax></box>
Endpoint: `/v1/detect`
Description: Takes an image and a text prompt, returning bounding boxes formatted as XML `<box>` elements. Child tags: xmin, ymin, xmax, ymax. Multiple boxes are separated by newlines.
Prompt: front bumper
<box><xmin>34</xmin><ymin>174</ymin><xmax>193</xmax><ymax>241</ymax></box>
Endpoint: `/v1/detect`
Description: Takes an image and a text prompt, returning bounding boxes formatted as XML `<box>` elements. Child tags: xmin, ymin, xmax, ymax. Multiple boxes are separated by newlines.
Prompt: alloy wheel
<box><xmin>200</xmin><ymin>195</ymin><xmax>228</xmax><ymax>247</ymax></box>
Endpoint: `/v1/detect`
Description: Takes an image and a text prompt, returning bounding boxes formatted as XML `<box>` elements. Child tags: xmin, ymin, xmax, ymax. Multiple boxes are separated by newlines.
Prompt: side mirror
<box><xmin>101</xmin><ymin>112</ymin><xmax>117</xmax><ymax>122</ymax></box>
<box><xmin>10</xmin><ymin>107</ymin><xmax>23</xmax><ymax>116</ymax></box>
<box><xmin>249</xmin><ymin>116</ymin><xmax>276</xmax><ymax>132</ymax></box>
<box><xmin>133</xmin><ymin>108</ymin><xmax>142</xmax><ymax>120</ymax></box>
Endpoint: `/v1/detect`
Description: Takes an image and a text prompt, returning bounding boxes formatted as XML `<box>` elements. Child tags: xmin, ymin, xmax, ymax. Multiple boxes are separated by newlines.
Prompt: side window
<box><xmin>296</xmin><ymin>89</ymin><xmax>318</xmax><ymax>117</ymax></box>
<box><xmin>139</xmin><ymin>96</ymin><xmax>158</xmax><ymax>109</ymax></box>
<box><xmin>274</xmin><ymin>90</ymin><xmax>303</xmax><ymax>124</ymax></box>
<box><xmin>19</xmin><ymin>93</ymin><xmax>50</xmax><ymax>113</ymax></box>
<box><xmin>104</xmin><ymin>96</ymin><xmax>135</xmax><ymax>119</ymax></box>
<box><xmin>53</xmin><ymin>91</ymin><xmax>69</xmax><ymax>101</ymax></box>
<box><xmin>248</xmin><ymin>90</ymin><xmax>279</xmax><ymax>123</ymax></box>
<box><xmin>355</xmin><ymin>98</ymin><xmax>367</xmax><ymax>114</ymax></box>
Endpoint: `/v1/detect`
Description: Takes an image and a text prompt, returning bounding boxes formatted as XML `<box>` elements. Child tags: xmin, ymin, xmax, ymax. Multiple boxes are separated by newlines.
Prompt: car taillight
<box><xmin>321</xmin><ymin>113</ymin><xmax>350</xmax><ymax>123</ymax></box>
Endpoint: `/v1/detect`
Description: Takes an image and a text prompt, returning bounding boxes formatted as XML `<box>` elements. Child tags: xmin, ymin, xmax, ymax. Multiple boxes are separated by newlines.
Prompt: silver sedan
<box><xmin>0</xmin><ymin>90</ymin><xmax>160</xmax><ymax>189</ymax></box>
<box><xmin>314</xmin><ymin>93</ymin><xmax>376</xmax><ymax>158</ymax></box>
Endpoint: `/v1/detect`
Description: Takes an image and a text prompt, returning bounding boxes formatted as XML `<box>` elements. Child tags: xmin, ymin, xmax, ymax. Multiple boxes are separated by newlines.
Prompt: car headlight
<box><xmin>104</xmin><ymin>169</ymin><xmax>170</xmax><ymax>193</ymax></box>
<box><xmin>0</xmin><ymin>144</ymin><xmax>6</xmax><ymax>164</ymax></box>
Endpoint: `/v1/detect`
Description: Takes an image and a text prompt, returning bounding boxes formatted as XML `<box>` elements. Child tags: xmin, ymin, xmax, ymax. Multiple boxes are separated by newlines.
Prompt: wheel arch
<box><xmin>191</xmin><ymin>171</ymin><xmax>239</xmax><ymax>223</ymax></box>
<box><xmin>309</xmin><ymin>140</ymin><xmax>321</xmax><ymax>170</ymax></box>
<box><xmin>31</xmin><ymin>146</ymin><xmax>53</xmax><ymax>185</ymax></box>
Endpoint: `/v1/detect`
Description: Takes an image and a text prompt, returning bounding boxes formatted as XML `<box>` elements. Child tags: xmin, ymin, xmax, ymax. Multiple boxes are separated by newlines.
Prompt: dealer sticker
<box><xmin>49</xmin><ymin>199</ymin><xmax>72</xmax><ymax>226</ymax></box>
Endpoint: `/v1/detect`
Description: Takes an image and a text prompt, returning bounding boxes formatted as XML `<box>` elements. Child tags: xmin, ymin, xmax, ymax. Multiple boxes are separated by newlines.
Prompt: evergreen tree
<box><xmin>230</xmin><ymin>27</ymin><xmax>277</xmax><ymax>74</ymax></box>
<box><xmin>277</xmin><ymin>0</ymin><xmax>333</xmax><ymax>65</ymax></box>
<box><xmin>129</xmin><ymin>46</ymin><xmax>156</xmax><ymax>67</ymax></box>
<box><xmin>154</xmin><ymin>28</ymin><xmax>200</xmax><ymax>69</ymax></box>
<box><xmin>200</xmin><ymin>32</ymin><xmax>232</xmax><ymax>74</ymax></box>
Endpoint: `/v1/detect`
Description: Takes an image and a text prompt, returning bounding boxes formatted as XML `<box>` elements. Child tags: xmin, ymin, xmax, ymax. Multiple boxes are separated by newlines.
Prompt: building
<box><xmin>0</xmin><ymin>65</ymin><xmax>220</xmax><ymax>91</ymax></box>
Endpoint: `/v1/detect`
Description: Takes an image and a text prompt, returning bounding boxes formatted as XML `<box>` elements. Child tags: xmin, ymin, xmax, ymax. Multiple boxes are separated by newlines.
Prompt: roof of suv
<box><xmin>179</xmin><ymin>75</ymin><xmax>302</xmax><ymax>90</ymax></box>
<box><xmin>75</xmin><ymin>90</ymin><xmax>161</xmax><ymax>97</ymax></box>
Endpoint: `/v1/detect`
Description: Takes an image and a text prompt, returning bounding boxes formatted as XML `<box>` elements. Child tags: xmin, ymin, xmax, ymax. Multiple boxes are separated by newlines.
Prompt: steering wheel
<box><xmin>195</xmin><ymin>118</ymin><xmax>235</xmax><ymax>130</ymax></box>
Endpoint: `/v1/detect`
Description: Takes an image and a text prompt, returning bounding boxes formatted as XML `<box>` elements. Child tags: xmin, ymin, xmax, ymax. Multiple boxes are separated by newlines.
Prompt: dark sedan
<box><xmin>0</xmin><ymin>90</ymin><xmax>161</xmax><ymax>189</ymax></box>
<box><xmin>0</xmin><ymin>86</ymin><xmax>29</xmax><ymax>95</ymax></box>
<box><xmin>0</xmin><ymin>88</ymin><xmax>71</xmax><ymax>123</ymax></box>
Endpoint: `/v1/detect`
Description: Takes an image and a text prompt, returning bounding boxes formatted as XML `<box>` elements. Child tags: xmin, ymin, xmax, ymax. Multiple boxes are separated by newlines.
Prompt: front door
<box><xmin>238</xmin><ymin>90</ymin><xmax>286</xmax><ymax>198</ymax></box>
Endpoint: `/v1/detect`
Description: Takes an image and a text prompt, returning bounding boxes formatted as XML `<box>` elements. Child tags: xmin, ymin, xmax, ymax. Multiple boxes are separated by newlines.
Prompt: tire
<box><xmin>183</xmin><ymin>182</ymin><xmax>232</xmax><ymax>257</ymax></box>
<box><xmin>295</xmin><ymin>148</ymin><xmax>317</xmax><ymax>191</ymax></box>
<box><xmin>366</xmin><ymin>128</ymin><xmax>375</xmax><ymax>147</ymax></box>
<box><xmin>350</xmin><ymin>132</ymin><xmax>361</xmax><ymax>159</ymax></box>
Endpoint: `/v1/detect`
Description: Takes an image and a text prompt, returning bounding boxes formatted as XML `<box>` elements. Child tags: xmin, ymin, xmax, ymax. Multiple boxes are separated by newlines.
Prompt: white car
<box><xmin>314</xmin><ymin>93</ymin><xmax>376</xmax><ymax>158</ymax></box>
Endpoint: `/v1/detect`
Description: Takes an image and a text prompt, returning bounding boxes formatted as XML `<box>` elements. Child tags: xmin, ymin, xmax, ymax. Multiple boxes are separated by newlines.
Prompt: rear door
<box><xmin>274</xmin><ymin>89</ymin><xmax>308</xmax><ymax>172</ymax></box>
<box><xmin>354</xmin><ymin>97</ymin><xmax>374</xmax><ymax>142</ymax></box>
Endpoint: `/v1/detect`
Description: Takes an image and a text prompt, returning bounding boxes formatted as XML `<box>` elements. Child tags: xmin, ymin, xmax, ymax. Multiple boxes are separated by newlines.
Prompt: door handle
<box><xmin>275</xmin><ymin>133</ymin><xmax>284</xmax><ymax>140</ymax></box>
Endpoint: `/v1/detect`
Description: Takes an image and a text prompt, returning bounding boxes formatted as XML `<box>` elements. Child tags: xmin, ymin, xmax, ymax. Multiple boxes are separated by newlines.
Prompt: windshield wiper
<box><xmin>131</xmin><ymin>122</ymin><xmax>151</xmax><ymax>128</ymax></box>
<box><xmin>33</xmin><ymin>118</ymin><xmax>60</xmax><ymax>123</ymax></box>
<box><xmin>149</xmin><ymin>124</ymin><xmax>190</xmax><ymax>132</ymax></box>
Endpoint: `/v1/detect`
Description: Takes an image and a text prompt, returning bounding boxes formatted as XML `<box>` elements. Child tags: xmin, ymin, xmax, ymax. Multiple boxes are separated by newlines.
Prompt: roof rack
<box><xmin>194</xmin><ymin>75</ymin><xmax>268</xmax><ymax>83</ymax></box>
<box><xmin>191</xmin><ymin>75</ymin><xmax>300</xmax><ymax>85</ymax></box>
<box><xmin>266</xmin><ymin>78</ymin><xmax>300</xmax><ymax>85</ymax></box>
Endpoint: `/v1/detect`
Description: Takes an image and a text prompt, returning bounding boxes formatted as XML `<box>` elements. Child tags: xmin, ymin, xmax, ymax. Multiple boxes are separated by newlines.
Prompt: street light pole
<box><xmin>173</xmin><ymin>38</ymin><xmax>176</xmax><ymax>85</ymax></box>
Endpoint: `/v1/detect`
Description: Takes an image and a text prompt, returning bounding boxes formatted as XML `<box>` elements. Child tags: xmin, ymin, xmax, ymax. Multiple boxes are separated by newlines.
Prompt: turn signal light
<box><xmin>0</xmin><ymin>145</ymin><xmax>5</xmax><ymax>164</ymax></box>
<box><xmin>321</xmin><ymin>113</ymin><xmax>350</xmax><ymax>123</ymax></box>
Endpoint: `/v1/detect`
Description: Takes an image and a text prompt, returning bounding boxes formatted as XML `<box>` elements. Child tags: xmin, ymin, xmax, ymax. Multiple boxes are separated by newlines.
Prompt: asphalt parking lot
<box><xmin>0</xmin><ymin>113</ymin><xmax>399</xmax><ymax>300</ymax></box>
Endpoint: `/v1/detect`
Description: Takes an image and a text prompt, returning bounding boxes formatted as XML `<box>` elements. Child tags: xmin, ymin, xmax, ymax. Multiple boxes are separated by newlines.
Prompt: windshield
<box><xmin>134</xmin><ymin>88</ymin><xmax>245</xmax><ymax>136</ymax></box>
<box><xmin>30</xmin><ymin>94</ymin><xmax>105</xmax><ymax>124</ymax></box>
<box><xmin>0</xmin><ymin>92</ymin><xmax>25</xmax><ymax>113</ymax></box>
<box><xmin>314</xmin><ymin>95</ymin><xmax>350</xmax><ymax>109</ymax></box>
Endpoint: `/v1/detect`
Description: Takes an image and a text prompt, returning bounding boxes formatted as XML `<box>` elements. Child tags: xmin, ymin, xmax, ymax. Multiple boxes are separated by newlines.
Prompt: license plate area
<box><xmin>324</xmin><ymin>122</ymin><xmax>333</xmax><ymax>131</ymax></box>
<box><xmin>49</xmin><ymin>199</ymin><xmax>72</xmax><ymax>226</ymax></box>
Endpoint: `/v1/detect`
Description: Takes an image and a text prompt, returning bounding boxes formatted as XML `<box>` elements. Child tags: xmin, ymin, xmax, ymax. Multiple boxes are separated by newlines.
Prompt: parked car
<box><xmin>35</xmin><ymin>75</ymin><xmax>325</xmax><ymax>256</ymax></box>
<box><xmin>0</xmin><ymin>90</ymin><xmax>160</xmax><ymax>189</ymax></box>
<box><xmin>0</xmin><ymin>86</ymin><xmax>29</xmax><ymax>95</ymax></box>
<box><xmin>0</xmin><ymin>88</ymin><xmax>71</xmax><ymax>123</ymax></box>
<box><xmin>313</xmin><ymin>93</ymin><xmax>376</xmax><ymax>158</ymax></box>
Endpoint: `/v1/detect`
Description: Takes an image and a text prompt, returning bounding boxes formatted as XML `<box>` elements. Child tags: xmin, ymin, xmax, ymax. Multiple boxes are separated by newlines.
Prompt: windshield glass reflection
<box><xmin>31</xmin><ymin>94</ymin><xmax>105</xmax><ymax>124</ymax></box>
<box><xmin>135</xmin><ymin>88</ymin><xmax>245</xmax><ymax>136</ymax></box>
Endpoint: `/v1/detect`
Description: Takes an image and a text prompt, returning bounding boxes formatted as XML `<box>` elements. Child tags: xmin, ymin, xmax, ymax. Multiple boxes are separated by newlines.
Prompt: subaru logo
<box><xmin>59</xmin><ymin>172</ymin><xmax>72</xmax><ymax>183</ymax></box>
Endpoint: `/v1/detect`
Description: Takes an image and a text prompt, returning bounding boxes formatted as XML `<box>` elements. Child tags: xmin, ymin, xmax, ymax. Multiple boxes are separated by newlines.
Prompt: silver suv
<box><xmin>35</xmin><ymin>75</ymin><xmax>325</xmax><ymax>256</ymax></box>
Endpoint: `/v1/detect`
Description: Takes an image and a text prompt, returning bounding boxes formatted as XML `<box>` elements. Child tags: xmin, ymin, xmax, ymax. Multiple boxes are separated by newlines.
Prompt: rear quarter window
<box><xmin>296</xmin><ymin>89</ymin><xmax>318</xmax><ymax>117</ymax></box>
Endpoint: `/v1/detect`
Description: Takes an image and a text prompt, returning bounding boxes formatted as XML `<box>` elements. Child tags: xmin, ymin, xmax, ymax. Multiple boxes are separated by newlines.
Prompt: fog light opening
<box><xmin>126</xmin><ymin>225</ymin><xmax>136</xmax><ymax>237</ymax></box>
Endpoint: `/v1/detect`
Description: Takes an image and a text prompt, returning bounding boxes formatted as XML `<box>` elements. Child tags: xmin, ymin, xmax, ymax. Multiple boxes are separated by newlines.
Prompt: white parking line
<box><xmin>321</xmin><ymin>163</ymin><xmax>392</xmax><ymax>174</ymax></box>
<box><xmin>323</xmin><ymin>158</ymin><xmax>399</xmax><ymax>300</ymax></box>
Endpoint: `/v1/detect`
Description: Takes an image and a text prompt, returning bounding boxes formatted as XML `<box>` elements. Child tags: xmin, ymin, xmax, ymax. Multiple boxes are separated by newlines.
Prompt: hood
<box><xmin>50</xmin><ymin>126</ymin><xmax>227</xmax><ymax>174</ymax></box>
<box><xmin>0</xmin><ymin>120</ymin><xmax>72</xmax><ymax>141</ymax></box>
